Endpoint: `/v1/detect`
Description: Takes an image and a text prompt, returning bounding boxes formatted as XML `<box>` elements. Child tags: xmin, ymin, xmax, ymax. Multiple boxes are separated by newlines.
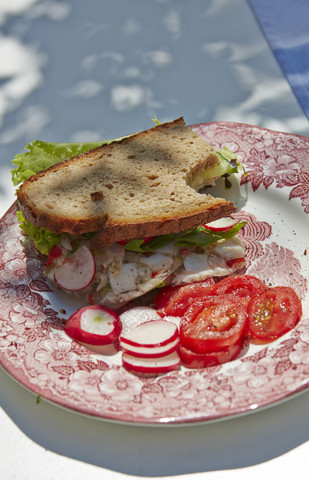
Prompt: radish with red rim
<box><xmin>54</xmin><ymin>244</ymin><xmax>95</xmax><ymax>291</ymax></box>
<box><xmin>120</xmin><ymin>319</ymin><xmax>180</xmax><ymax>373</ymax></box>
<box><xmin>119</xmin><ymin>320</ymin><xmax>178</xmax><ymax>349</ymax></box>
<box><xmin>64</xmin><ymin>305</ymin><xmax>122</xmax><ymax>353</ymax></box>
<box><xmin>122</xmin><ymin>351</ymin><xmax>181</xmax><ymax>375</ymax></box>
<box><xmin>119</xmin><ymin>336</ymin><xmax>179</xmax><ymax>358</ymax></box>
<box><xmin>203</xmin><ymin>217</ymin><xmax>240</xmax><ymax>232</ymax></box>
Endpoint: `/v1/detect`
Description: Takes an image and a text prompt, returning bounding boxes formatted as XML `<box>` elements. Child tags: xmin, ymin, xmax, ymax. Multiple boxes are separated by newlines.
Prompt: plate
<box><xmin>0</xmin><ymin>122</ymin><xmax>309</xmax><ymax>425</ymax></box>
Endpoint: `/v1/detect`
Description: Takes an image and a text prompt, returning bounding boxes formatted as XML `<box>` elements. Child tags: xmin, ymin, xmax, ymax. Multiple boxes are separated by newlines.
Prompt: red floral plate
<box><xmin>0</xmin><ymin>122</ymin><xmax>309</xmax><ymax>425</ymax></box>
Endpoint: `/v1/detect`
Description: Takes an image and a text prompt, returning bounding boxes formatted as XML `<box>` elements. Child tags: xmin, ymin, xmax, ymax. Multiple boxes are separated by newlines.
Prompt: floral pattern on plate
<box><xmin>0</xmin><ymin>122</ymin><xmax>308</xmax><ymax>425</ymax></box>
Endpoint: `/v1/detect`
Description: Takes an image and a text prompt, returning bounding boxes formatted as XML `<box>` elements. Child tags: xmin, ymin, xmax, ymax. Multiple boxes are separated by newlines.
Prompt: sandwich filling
<box><xmin>42</xmin><ymin>222</ymin><xmax>246</xmax><ymax>307</ymax></box>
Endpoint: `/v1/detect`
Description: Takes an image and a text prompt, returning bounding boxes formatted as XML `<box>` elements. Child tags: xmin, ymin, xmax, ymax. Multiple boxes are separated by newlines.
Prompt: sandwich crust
<box><xmin>17</xmin><ymin>117</ymin><xmax>236</xmax><ymax>246</ymax></box>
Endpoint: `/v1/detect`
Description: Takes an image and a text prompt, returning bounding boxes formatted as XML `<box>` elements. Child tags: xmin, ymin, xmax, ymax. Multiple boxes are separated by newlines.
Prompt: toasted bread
<box><xmin>17</xmin><ymin>117</ymin><xmax>236</xmax><ymax>246</ymax></box>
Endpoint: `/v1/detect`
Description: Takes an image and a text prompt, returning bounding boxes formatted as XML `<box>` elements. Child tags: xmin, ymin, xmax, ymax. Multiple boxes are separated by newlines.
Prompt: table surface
<box><xmin>1</xmin><ymin>1</ymin><xmax>309</xmax><ymax>479</ymax></box>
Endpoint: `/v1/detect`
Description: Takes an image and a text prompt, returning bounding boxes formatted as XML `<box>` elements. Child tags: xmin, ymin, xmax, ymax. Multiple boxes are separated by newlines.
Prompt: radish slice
<box><xmin>64</xmin><ymin>305</ymin><xmax>122</xmax><ymax>346</ymax></box>
<box><xmin>119</xmin><ymin>307</ymin><xmax>161</xmax><ymax>334</ymax></box>
<box><xmin>119</xmin><ymin>337</ymin><xmax>179</xmax><ymax>358</ymax></box>
<box><xmin>203</xmin><ymin>217</ymin><xmax>240</xmax><ymax>232</ymax></box>
<box><xmin>122</xmin><ymin>351</ymin><xmax>181</xmax><ymax>375</ymax></box>
<box><xmin>54</xmin><ymin>244</ymin><xmax>95</xmax><ymax>291</ymax></box>
<box><xmin>162</xmin><ymin>315</ymin><xmax>181</xmax><ymax>329</ymax></box>
<box><xmin>119</xmin><ymin>320</ymin><xmax>178</xmax><ymax>348</ymax></box>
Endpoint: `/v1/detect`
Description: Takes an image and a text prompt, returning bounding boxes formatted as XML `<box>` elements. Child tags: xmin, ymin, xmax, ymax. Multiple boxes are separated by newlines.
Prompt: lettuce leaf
<box><xmin>125</xmin><ymin>221</ymin><xmax>246</xmax><ymax>253</ymax></box>
<box><xmin>174</xmin><ymin>222</ymin><xmax>246</xmax><ymax>247</ymax></box>
<box><xmin>11</xmin><ymin>140</ymin><xmax>107</xmax><ymax>186</ymax></box>
<box><xmin>124</xmin><ymin>235</ymin><xmax>176</xmax><ymax>252</ymax></box>
<box><xmin>17</xmin><ymin>211</ymin><xmax>61</xmax><ymax>255</ymax></box>
<box><xmin>216</xmin><ymin>146</ymin><xmax>241</xmax><ymax>175</ymax></box>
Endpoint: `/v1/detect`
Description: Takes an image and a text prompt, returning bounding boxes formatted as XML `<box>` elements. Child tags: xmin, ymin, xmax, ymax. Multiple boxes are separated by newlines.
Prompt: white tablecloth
<box><xmin>1</xmin><ymin>1</ymin><xmax>308</xmax><ymax>479</ymax></box>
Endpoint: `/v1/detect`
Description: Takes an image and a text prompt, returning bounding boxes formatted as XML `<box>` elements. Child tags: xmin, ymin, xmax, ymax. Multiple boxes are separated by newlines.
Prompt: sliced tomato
<box><xmin>154</xmin><ymin>284</ymin><xmax>184</xmax><ymax>311</ymax></box>
<box><xmin>155</xmin><ymin>278</ymin><xmax>215</xmax><ymax>317</ymax></box>
<box><xmin>180</xmin><ymin>294</ymin><xmax>247</xmax><ymax>353</ymax></box>
<box><xmin>212</xmin><ymin>275</ymin><xmax>267</xmax><ymax>300</ymax></box>
<box><xmin>46</xmin><ymin>244</ymin><xmax>63</xmax><ymax>268</ymax></box>
<box><xmin>142</xmin><ymin>236</ymin><xmax>155</xmax><ymax>244</ymax></box>
<box><xmin>247</xmin><ymin>286</ymin><xmax>302</xmax><ymax>342</ymax></box>
<box><xmin>179</xmin><ymin>338</ymin><xmax>243</xmax><ymax>368</ymax></box>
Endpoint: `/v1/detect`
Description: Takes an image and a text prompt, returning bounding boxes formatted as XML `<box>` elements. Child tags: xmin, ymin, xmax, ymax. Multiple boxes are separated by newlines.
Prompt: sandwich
<box><xmin>13</xmin><ymin>117</ymin><xmax>246</xmax><ymax>307</ymax></box>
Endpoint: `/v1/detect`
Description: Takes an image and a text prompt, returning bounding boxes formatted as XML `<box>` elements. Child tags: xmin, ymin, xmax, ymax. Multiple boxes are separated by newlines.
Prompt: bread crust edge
<box><xmin>90</xmin><ymin>201</ymin><xmax>236</xmax><ymax>248</ymax></box>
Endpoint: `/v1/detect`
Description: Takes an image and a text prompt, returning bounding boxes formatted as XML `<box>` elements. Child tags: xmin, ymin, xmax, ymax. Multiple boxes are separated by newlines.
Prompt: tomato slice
<box><xmin>180</xmin><ymin>294</ymin><xmax>248</xmax><ymax>353</ymax></box>
<box><xmin>247</xmin><ymin>286</ymin><xmax>302</xmax><ymax>342</ymax></box>
<box><xmin>154</xmin><ymin>284</ymin><xmax>184</xmax><ymax>311</ymax></box>
<box><xmin>155</xmin><ymin>278</ymin><xmax>215</xmax><ymax>317</ymax></box>
<box><xmin>142</xmin><ymin>236</ymin><xmax>155</xmax><ymax>244</ymax></box>
<box><xmin>46</xmin><ymin>244</ymin><xmax>63</xmax><ymax>268</ymax></box>
<box><xmin>212</xmin><ymin>275</ymin><xmax>267</xmax><ymax>300</ymax></box>
<box><xmin>179</xmin><ymin>338</ymin><xmax>243</xmax><ymax>368</ymax></box>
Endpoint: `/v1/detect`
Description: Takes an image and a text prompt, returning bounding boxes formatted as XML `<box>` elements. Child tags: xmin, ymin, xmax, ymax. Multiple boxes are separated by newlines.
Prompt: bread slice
<box><xmin>17</xmin><ymin>117</ymin><xmax>236</xmax><ymax>247</ymax></box>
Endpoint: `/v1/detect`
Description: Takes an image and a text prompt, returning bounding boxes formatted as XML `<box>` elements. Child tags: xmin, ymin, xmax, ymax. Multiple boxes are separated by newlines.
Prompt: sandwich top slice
<box><xmin>17</xmin><ymin>117</ymin><xmax>235</xmax><ymax>245</ymax></box>
<box><xmin>14</xmin><ymin>117</ymin><xmax>246</xmax><ymax>307</ymax></box>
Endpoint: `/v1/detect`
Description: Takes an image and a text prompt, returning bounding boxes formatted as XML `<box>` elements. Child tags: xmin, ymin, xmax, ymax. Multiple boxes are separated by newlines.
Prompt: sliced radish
<box><xmin>161</xmin><ymin>315</ymin><xmax>181</xmax><ymax>329</ymax></box>
<box><xmin>122</xmin><ymin>351</ymin><xmax>181</xmax><ymax>375</ymax></box>
<box><xmin>203</xmin><ymin>217</ymin><xmax>240</xmax><ymax>232</ymax></box>
<box><xmin>119</xmin><ymin>320</ymin><xmax>178</xmax><ymax>348</ymax></box>
<box><xmin>119</xmin><ymin>337</ymin><xmax>179</xmax><ymax>358</ymax></box>
<box><xmin>54</xmin><ymin>244</ymin><xmax>95</xmax><ymax>291</ymax></box>
<box><xmin>119</xmin><ymin>307</ymin><xmax>161</xmax><ymax>334</ymax></box>
<box><xmin>64</xmin><ymin>305</ymin><xmax>122</xmax><ymax>346</ymax></box>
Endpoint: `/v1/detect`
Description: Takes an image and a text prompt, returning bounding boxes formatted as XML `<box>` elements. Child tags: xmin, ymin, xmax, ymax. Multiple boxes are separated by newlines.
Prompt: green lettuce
<box><xmin>216</xmin><ymin>146</ymin><xmax>242</xmax><ymax>175</ymax></box>
<box><xmin>11</xmin><ymin>140</ymin><xmax>108</xmax><ymax>186</ymax></box>
<box><xmin>124</xmin><ymin>221</ymin><xmax>246</xmax><ymax>253</ymax></box>
<box><xmin>17</xmin><ymin>211</ymin><xmax>61</xmax><ymax>255</ymax></box>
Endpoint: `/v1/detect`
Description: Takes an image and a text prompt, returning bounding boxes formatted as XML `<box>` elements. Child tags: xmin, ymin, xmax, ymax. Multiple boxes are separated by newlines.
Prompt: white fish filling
<box><xmin>139</xmin><ymin>252</ymin><xmax>175</xmax><ymax>270</ymax></box>
<box><xmin>49</xmin><ymin>236</ymin><xmax>246</xmax><ymax>305</ymax></box>
<box><xmin>172</xmin><ymin>237</ymin><xmax>246</xmax><ymax>285</ymax></box>
<box><xmin>108</xmin><ymin>262</ymin><xmax>140</xmax><ymax>295</ymax></box>
<box><xmin>103</xmin><ymin>254</ymin><xmax>182</xmax><ymax>305</ymax></box>
<box><xmin>212</xmin><ymin>237</ymin><xmax>245</xmax><ymax>260</ymax></box>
